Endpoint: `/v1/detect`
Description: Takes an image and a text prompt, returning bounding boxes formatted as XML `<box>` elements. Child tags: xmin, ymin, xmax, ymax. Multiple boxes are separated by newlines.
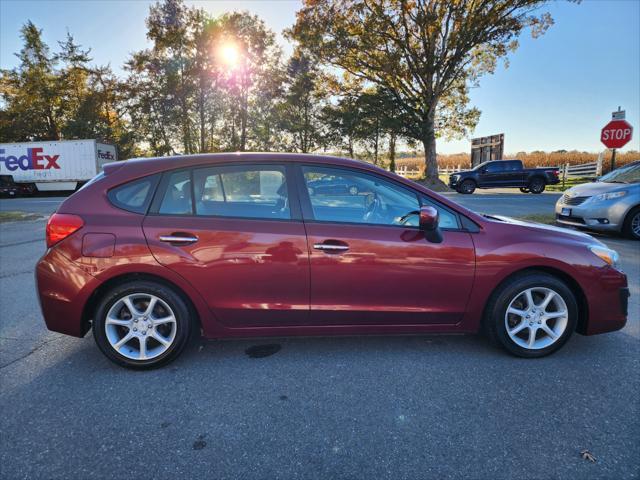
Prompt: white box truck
<box><xmin>0</xmin><ymin>139</ymin><xmax>117</xmax><ymax>192</ymax></box>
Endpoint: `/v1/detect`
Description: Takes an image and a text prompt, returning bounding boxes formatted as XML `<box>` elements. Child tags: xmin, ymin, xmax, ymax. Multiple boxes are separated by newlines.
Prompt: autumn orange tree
<box><xmin>291</xmin><ymin>0</ymin><xmax>554</xmax><ymax>183</ymax></box>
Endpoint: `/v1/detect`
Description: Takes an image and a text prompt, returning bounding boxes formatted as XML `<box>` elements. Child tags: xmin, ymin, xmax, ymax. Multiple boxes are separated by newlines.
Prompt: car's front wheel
<box><xmin>458</xmin><ymin>179</ymin><xmax>476</xmax><ymax>194</ymax></box>
<box><xmin>484</xmin><ymin>273</ymin><xmax>577</xmax><ymax>358</ymax></box>
<box><xmin>622</xmin><ymin>206</ymin><xmax>640</xmax><ymax>240</ymax></box>
<box><xmin>93</xmin><ymin>281</ymin><xmax>193</xmax><ymax>369</ymax></box>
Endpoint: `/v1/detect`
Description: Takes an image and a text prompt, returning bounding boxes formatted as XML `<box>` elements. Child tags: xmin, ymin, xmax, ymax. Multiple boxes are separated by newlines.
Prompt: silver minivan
<box><xmin>555</xmin><ymin>161</ymin><xmax>640</xmax><ymax>240</ymax></box>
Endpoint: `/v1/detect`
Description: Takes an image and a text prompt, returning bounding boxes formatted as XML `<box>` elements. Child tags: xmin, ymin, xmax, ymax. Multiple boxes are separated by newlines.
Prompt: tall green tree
<box><xmin>0</xmin><ymin>21</ymin><xmax>60</xmax><ymax>141</ymax></box>
<box><xmin>277</xmin><ymin>50</ymin><xmax>329</xmax><ymax>153</ymax></box>
<box><xmin>290</xmin><ymin>0</ymin><xmax>553</xmax><ymax>182</ymax></box>
<box><xmin>215</xmin><ymin>12</ymin><xmax>282</xmax><ymax>151</ymax></box>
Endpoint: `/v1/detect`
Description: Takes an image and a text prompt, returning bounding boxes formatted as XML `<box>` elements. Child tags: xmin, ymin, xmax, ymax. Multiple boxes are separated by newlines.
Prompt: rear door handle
<box><xmin>159</xmin><ymin>234</ymin><xmax>198</xmax><ymax>245</ymax></box>
<box><xmin>313</xmin><ymin>241</ymin><xmax>349</xmax><ymax>252</ymax></box>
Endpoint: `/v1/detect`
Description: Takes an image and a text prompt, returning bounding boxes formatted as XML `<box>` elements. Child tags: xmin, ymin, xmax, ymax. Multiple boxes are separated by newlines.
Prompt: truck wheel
<box><xmin>458</xmin><ymin>179</ymin><xmax>476</xmax><ymax>194</ymax></box>
<box><xmin>519</xmin><ymin>187</ymin><xmax>530</xmax><ymax>193</ymax></box>
<box><xmin>528</xmin><ymin>178</ymin><xmax>546</xmax><ymax>194</ymax></box>
<box><xmin>622</xmin><ymin>206</ymin><xmax>640</xmax><ymax>240</ymax></box>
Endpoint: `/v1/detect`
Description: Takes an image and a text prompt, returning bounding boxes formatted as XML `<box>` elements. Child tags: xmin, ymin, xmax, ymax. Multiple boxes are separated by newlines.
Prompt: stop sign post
<box><xmin>601</xmin><ymin>109</ymin><xmax>633</xmax><ymax>171</ymax></box>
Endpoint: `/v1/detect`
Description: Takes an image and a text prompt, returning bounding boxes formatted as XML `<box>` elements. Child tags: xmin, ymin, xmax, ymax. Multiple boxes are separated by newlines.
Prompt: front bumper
<box><xmin>555</xmin><ymin>199</ymin><xmax>626</xmax><ymax>232</ymax></box>
<box><xmin>580</xmin><ymin>268</ymin><xmax>628</xmax><ymax>335</ymax></box>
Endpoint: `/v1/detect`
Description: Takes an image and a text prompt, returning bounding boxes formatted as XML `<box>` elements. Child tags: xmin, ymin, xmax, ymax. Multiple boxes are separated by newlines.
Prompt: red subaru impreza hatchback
<box><xmin>36</xmin><ymin>154</ymin><xmax>629</xmax><ymax>368</ymax></box>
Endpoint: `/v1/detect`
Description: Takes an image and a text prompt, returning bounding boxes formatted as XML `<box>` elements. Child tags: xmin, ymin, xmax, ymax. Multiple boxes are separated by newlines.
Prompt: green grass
<box><xmin>545</xmin><ymin>177</ymin><xmax>593</xmax><ymax>192</ymax></box>
<box><xmin>512</xmin><ymin>213</ymin><xmax>557</xmax><ymax>225</ymax></box>
<box><xmin>0</xmin><ymin>211</ymin><xmax>46</xmax><ymax>223</ymax></box>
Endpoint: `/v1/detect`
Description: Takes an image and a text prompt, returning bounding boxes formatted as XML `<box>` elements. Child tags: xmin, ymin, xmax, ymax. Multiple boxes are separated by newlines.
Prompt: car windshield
<box><xmin>597</xmin><ymin>162</ymin><xmax>640</xmax><ymax>184</ymax></box>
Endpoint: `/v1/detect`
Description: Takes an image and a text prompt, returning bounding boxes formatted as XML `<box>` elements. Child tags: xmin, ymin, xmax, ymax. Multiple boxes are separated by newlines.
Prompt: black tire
<box><xmin>528</xmin><ymin>177</ymin><xmax>546</xmax><ymax>194</ymax></box>
<box><xmin>483</xmin><ymin>272</ymin><xmax>577</xmax><ymax>358</ymax></box>
<box><xmin>459</xmin><ymin>179</ymin><xmax>476</xmax><ymax>194</ymax></box>
<box><xmin>622</xmin><ymin>206</ymin><xmax>640</xmax><ymax>240</ymax></box>
<box><xmin>519</xmin><ymin>187</ymin><xmax>530</xmax><ymax>193</ymax></box>
<box><xmin>93</xmin><ymin>280</ymin><xmax>194</xmax><ymax>369</ymax></box>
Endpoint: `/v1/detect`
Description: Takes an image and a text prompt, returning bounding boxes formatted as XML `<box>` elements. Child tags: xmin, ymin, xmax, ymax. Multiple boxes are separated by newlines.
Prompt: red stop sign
<box><xmin>601</xmin><ymin>120</ymin><xmax>633</xmax><ymax>149</ymax></box>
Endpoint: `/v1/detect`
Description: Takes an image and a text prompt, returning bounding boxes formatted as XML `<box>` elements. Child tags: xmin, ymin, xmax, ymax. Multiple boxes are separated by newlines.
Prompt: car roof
<box><xmin>106</xmin><ymin>152</ymin><xmax>386</xmax><ymax>176</ymax></box>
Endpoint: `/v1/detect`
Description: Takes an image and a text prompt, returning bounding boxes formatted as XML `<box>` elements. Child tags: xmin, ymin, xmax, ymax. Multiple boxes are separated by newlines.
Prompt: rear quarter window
<box><xmin>108</xmin><ymin>175</ymin><xmax>160</xmax><ymax>214</ymax></box>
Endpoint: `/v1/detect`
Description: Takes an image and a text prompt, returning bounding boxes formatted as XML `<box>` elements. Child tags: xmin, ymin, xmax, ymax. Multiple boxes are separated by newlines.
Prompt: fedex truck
<box><xmin>0</xmin><ymin>139</ymin><xmax>117</xmax><ymax>192</ymax></box>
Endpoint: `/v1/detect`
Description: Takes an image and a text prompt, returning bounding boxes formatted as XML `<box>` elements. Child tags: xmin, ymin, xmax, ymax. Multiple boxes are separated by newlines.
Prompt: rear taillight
<box><xmin>46</xmin><ymin>213</ymin><xmax>84</xmax><ymax>248</ymax></box>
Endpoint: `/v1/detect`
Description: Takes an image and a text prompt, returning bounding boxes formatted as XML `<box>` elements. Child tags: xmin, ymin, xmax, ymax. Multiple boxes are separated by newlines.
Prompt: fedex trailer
<box><xmin>0</xmin><ymin>139</ymin><xmax>117</xmax><ymax>192</ymax></box>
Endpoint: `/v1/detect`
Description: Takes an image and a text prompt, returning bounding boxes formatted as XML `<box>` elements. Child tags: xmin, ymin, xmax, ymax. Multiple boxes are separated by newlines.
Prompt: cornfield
<box><xmin>396</xmin><ymin>150</ymin><xmax>639</xmax><ymax>175</ymax></box>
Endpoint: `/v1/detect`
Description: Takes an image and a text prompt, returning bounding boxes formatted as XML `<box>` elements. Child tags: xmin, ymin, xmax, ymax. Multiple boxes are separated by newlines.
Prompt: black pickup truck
<box><xmin>448</xmin><ymin>160</ymin><xmax>560</xmax><ymax>194</ymax></box>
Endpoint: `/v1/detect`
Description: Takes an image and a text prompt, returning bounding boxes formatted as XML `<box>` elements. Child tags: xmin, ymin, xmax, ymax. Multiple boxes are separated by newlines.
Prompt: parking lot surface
<box><xmin>1</xmin><ymin>194</ymin><xmax>638</xmax><ymax>480</ymax></box>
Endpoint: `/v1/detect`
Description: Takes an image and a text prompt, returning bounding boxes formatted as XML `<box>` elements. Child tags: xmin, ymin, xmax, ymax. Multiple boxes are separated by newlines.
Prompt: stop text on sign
<box><xmin>602</xmin><ymin>128</ymin><xmax>631</xmax><ymax>141</ymax></box>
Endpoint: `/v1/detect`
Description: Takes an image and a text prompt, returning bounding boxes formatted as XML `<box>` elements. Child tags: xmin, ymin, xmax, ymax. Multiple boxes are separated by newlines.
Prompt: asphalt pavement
<box><xmin>0</xmin><ymin>193</ymin><xmax>638</xmax><ymax>480</ymax></box>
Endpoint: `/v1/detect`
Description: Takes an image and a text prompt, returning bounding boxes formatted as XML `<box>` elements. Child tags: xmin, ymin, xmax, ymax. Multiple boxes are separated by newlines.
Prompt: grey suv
<box><xmin>555</xmin><ymin>161</ymin><xmax>640</xmax><ymax>239</ymax></box>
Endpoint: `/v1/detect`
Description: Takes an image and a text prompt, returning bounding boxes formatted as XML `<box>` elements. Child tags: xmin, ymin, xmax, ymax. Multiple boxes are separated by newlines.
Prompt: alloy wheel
<box><xmin>105</xmin><ymin>293</ymin><xmax>177</xmax><ymax>361</ymax></box>
<box><xmin>504</xmin><ymin>287</ymin><xmax>568</xmax><ymax>350</ymax></box>
<box><xmin>632</xmin><ymin>212</ymin><xmax>640</xmax><ymax>238</ymax></box>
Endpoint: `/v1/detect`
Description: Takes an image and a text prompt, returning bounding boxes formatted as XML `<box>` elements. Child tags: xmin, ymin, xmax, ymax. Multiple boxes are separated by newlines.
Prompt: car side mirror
<box><xmin>480</xmin><ymin>168</ymin><xmax>487</xmax><ymax>174</ymax></box>
<box><xmin>419</xmin><ymin>206</ymin><xmax>443</xmax><ymax>243</ymax></box>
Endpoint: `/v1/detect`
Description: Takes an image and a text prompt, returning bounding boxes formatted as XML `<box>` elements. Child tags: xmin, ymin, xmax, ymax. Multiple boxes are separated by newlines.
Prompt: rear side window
<box><xmin>108</xmin><ymin>175</ymin><xmax>159</xmax><ymax>214</ymax></box>
<box><xmin>192</xmin><ymin>165</ymin><xmax>290</xmax><ymax>219</ymax></box>
<box><xmin>158</xmin><ymin>170</ymin><xmax>193</xmax><ymax>215</ymax></box>
<box><xmin>506</xmin><ymin>161</ymin><xmax>522</xmax><ymax>171</ymax></box>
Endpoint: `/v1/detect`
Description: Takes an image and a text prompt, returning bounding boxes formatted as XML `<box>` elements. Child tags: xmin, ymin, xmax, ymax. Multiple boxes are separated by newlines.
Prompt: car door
<box><xmin>478</xmin><ymin>161</ymin><xmax>508</xmax><ymax>186</ymax></box>
<box><xmin>142</xmin><ymin>163</ymin><xmax>310</xmax><ymax>328</ymax></box>
<box><xmin>297</xmin><ymin>164</ymin><xmax>476</xmax><ymax>325</ymax></box>
<box><xmin>503</xmin><ymin>161</ymin><xmax>526</xmax><ymax>186</ymax></box>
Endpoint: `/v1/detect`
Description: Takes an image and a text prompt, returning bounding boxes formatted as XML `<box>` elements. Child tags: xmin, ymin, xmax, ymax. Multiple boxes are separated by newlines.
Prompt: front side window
<box><xmin>486</xmin><ymin>162</ymin><xmax>505</xmax><ymax>173</ymax></box>
<box><xmin>303</xmin><ymin>166</ymin><xmax>418</xmax><ymax>226</ymax></box>
<box><xmin>193</xmin><ymin>165</ymin><xmax>290</xmax><ymax>219</ymax></box>
<box><xmin>302</xmin><ymin>166</ymin><xmax>459</xmax><ymax>229</ymax></box>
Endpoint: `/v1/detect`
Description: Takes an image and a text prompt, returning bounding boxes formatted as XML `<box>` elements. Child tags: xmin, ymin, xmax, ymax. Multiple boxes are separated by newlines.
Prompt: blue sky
<box><xmin>1</xmin><ymin>0</ymin><xmax>638</xmax><ymax>154</ymax></box>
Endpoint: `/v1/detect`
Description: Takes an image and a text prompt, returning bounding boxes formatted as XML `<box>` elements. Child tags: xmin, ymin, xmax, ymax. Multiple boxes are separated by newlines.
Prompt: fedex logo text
<box><xmin>0</xmin><ymin>148</ymin><xmax>61</xmax><ymax>171</ymax></box>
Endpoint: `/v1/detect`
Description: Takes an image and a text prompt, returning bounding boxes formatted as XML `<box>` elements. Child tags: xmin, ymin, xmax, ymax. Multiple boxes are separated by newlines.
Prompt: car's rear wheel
<box><xmin>622</xmin><ymin>206</ymin><xmax>640</xmax><ymax>240</ymax></box>
<box><xmin>93</xmin><ymin>281</ymin><xmax>193</xmax><ymax>369</ymax></box>
<box><xmin>484</xmin><ymin>273</ymin><xmax>577</xmax><ymax>358</ymax></box>
<box><xmin>458</xmin><ymin>179</ymin><xmax>476</xmax><ymax>194</ymax></box>
<box><xmin>528</xmin><ymin>178</ymin><xmax>546</xmax><ymax>194</ymax></box>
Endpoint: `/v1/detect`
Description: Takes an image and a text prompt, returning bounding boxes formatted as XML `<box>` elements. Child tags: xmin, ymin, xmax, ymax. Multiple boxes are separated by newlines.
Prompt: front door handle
<box><xmin>159</xmin><ymin>233</ymin><xmax>198</xmax><ymax>245</ymax></box>
<box><xmin>313</xmin><ymin>241</ymin><xmax>349</xmax><ymax>252</ymax></box>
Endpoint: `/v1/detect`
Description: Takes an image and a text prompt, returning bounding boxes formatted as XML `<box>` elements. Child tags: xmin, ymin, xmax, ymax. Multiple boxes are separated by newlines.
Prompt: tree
<box><xmin>290</xmin><ymin>0</ymin><xmax>553</xmax><ymax>182</ymax></box>
<box><xmin>277</xmin><ymin>50</ymin><xmax>329</xmax><ymax>153</ymax></box>
<box><xmin>215</xmin><ymin>12</ymin><xmax>282</xmax><ymax>151</ymax></box>
<box><xmin>0</xmin><ymin>21</ymin><xmax>60</xmax><ymax>141</ymax></box>
<box><xmin>146</xmin><ymin>0</ymin><xmax>198</xmax><ymax>153</ymax></box>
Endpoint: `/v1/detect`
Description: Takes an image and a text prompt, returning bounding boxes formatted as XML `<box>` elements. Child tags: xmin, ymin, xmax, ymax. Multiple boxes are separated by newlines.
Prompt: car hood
<box><xmin>563</xmin><ymin>181</ymin><xmax>634</xmax><ymax>197</ymax></box>
<box><xmin>486</xmin><ymin>215</ymin><xmax>603</xmax><ymax>245</ymax></box>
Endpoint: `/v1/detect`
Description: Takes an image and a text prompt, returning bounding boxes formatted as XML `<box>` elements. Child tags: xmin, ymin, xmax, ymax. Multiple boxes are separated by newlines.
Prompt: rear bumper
<box><xmin>36</xmin><ymin>248</ymin><xmax>96</xmax><ymax>337</ymax></box>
